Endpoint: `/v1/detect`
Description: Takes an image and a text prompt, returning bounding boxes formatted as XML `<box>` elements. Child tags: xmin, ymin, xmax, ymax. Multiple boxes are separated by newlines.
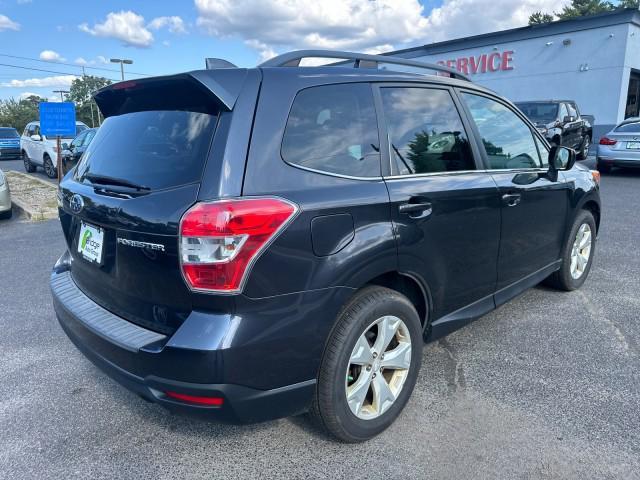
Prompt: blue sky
<box><xmin>0</xmin><ymin>0</ymin><xmax>571</xmax><ymax>101</ymax></box>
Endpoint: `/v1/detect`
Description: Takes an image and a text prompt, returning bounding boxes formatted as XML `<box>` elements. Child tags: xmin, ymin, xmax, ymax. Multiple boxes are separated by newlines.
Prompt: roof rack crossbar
<box><xmin>258</xmin><ymin>49</ymin><xmax>470</xmax><ymax>82</ymax></box>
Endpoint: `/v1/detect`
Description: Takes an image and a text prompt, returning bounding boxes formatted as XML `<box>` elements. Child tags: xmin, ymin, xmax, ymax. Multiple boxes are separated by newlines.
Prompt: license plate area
<box><xmin>626</xmin><ymin>142</ymin><xmax>640</xmax><ymax>149</ymax></box>
<box><xmin>77</xmin><ymin>221</ymin><xmax>105</xmax><ymax>265</ymax></box>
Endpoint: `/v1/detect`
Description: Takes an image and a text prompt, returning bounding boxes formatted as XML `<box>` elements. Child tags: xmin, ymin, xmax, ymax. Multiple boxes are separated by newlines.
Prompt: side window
<box><xmin>462</xmin><ymin>93</ymin><xmax>543</xmax><ymax>170</ymax></box>
<box><xmin>26</xmin><ymin>124</ymin><xmax>36</xmax><ymax>136</ymax></box>
<box><xmin>558</xmin><ymin>103</ymin><xmax>569</xmax><ymax>121</ymax></box>
<box><xmin>534</xmin><ymin>134</ymin><xmax>549</xmax><ymax>167</ymax></box>
<box><xmin>566</xmin><ymin>103</ymin><xmax>577</xmax><ymax>119</ymax></box>
<box><xmin>380</xmin><ymin>87</ymin><xmax>475</xmax><ymax>175</ymax></box>
<box><xmin>70</xmin><ymin>132</ymin><xmax>85</xmax><ymax>148</ymax></box>
<box><xmin>281</xmin><ymin>83</ymin><xmax>380</xmax><ymax>178</ymax></box>
<box><xmin>82</xmin><ymin>130</ymin><xmax>96</xmax><ymax>146</ymax></box>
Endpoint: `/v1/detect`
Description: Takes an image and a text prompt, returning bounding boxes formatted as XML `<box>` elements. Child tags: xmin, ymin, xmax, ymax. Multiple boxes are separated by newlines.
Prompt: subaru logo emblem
<box><xmin>70</xmin><ymin>194</ymin><xmax>84</xmax><ymax>214</ymax></box>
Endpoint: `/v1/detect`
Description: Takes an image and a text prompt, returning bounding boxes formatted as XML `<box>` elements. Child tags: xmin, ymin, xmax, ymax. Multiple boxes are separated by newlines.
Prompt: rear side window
<box><xmin>281</xmin><ymin>83</ymin><xmax>380</xmax><ymax>178</ymax></box>
<box><xmin>615</xmin><ymin>122</ymin><xmax>640</xmax><ymax>133</ymax></box>
<box><xmin>462</xmin><ymin>93</ymin><xmax>542</xmax><ymax>169</ymax></box>
<box><xmin>75</xmin><ymin>110</ymin><xmax>216</xmax><ymax>190</ymax></box>
<box><xmin>381</xmin><ymin>87</ymin><xmax>475</xmax><ymax>175</ymax></box>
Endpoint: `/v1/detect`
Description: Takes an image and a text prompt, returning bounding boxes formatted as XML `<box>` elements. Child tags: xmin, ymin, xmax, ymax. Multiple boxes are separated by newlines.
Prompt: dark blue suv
<box><xmin>51</xmin><ymin>51</ymin><xmax>601</xmax><ymax>442</ymax></box>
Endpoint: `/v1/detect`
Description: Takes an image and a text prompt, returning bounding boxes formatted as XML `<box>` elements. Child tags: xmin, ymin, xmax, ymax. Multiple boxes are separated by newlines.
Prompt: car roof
<box><xmin>515</xmin><ymin>100</ymin><xmax>575</xmax><ymax>104</ymax></box>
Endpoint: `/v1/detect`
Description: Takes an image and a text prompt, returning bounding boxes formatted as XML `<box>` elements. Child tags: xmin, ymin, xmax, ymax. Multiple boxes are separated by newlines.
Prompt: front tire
<box><xmin>310</xmin><ymin>286</ymin><xmax>423</xmax><ymax>442</ymax></box>
<box><xmin>43</xmin><ymin>154</ymin><xmax>57</xmax><ymax>179</ymax></box>
<box><xmin>23</xmin><ymin>152</ymin><xmax>36</xmax><ymax>173</ymax></box>
<box><xmin>578</xmin><ymin>135</ymin><xmax>590</xmax><ymax>160</ymax></box>
<box><xmin>545</xmin><ymin>210</ymin><xmax>596</xmax><ymax>291</ymax></box>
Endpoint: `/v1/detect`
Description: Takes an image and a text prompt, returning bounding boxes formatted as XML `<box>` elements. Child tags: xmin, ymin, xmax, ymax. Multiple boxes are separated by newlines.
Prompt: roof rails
<box><xmin>258</xmin><ymin>49</ymin><xmax>471</xmax><ymax>82</ymax></box>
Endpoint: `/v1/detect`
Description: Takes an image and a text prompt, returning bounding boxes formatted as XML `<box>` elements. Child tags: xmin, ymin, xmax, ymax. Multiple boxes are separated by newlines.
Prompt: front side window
<box><xmin>558</xmin><ymin>103</ymin><xmax>569</xmax><ymax>121</ymax></box>
<box><xmin>566</xmin><ymin>103</ymin><xmax>577</xmax><ymax>119</ymax></box>
<box><xmin>70</xmin><ymin>132</ymin><xmax>86</xmax><ymax>148</ymax></box>
<box><xmin>381</xmin><ymin>87</ymin><xmax>475</xmax><ymax>175</ymax></box>
<box><xmin>82</xmin><ymin>130</ymin><xmax>96</xmax><ymax>146</ymax></box>
<box><xmin>281</xmin><ymin>83</ymin><xmax>380</xmax><ymax>178</ymax></box>
<box><xmin>462</xmin><ymin>93</ymin><xmax>542</xmax><ymax>170</ymax></box>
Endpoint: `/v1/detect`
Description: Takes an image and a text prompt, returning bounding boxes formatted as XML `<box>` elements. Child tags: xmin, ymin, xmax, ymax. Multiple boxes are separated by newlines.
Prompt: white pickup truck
<box><xmin>21</xmin><ymin>121</ymin><xmax>89</xmax><ymax>178</ymax></box>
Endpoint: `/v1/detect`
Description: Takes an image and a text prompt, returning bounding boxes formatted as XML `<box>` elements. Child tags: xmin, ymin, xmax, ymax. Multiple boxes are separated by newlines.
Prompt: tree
<box><xmin>556</xmin><ymin>0</ymin><xmax>614</xmax><ymax>19</ymax></box>
<box><xmin>529</xmin><ymin>11</ymin><xmax>554</xmax><ymax>25</ymax></box>
<box><xmin>617</xmin><ymin>0</ymin><xmax>639</xmax><ymax>7</ymax></box>
<box><xmin>67</xmin><ymin>75</ymin><xmax>112</xmax><ymax>127</ymax></box>
<box><xmin>0</xmin><ymin>95</ymin><xmax>45</xmax><ymax>133</ymax></box>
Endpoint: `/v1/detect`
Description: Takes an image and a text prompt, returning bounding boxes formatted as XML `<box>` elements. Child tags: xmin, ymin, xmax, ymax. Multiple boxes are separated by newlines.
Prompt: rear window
<box><xmin>0</xmin><ymin>128</ymin><xmax>18</xmax><ymax>138</ymax></box>
<box><xmin>75</xmin><ymin>110</ymin><xmax>216</xmax><ymax>190</ymax></box>
<box><xmin>281</xmin><ymin>83</ymin><xmax>380</xmax><ymax>178</ymax></box>
<box><xmin>615</xmin><ymin>122</ymin><xmax>640</xmax><ymax>133</ymax></box>
<box><xmin>515</xmin><ymin>103</ymin><xmax>558</xmax><ymax>124</ymax></box>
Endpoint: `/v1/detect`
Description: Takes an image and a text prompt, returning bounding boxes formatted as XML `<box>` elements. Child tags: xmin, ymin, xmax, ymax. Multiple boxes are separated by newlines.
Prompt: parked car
<box><xmin>0</xmin><ymin>169</ymin><xmax>11</xmax><ymax>219</ymax></box>
<box><xmin>515</xmin><ymin>100</ymin><xmax>593</xmax><ymax>159</ymax></box>
<box><xmin>597</xmin><ymin>117</ymin><xmax>640</xmax><ymax>173</ymax></box>
<box><xmin>51</xmin><ymin>50</ymin><xmax>601</xmax><ymax>443</ymax></box>
<box><xmin>21</xmin><ymin>121</ymin><xmax>89</xmax><ymax>178</ymax></box>
<box><xmin>0</xmin><ymin>127</ymin><xmax>22</xmax><ymax>161</ymax></box>
<box><xmin>60</xmin><ymin>128</ymin><xmax>98</xmax><ymax>175</ymax></box>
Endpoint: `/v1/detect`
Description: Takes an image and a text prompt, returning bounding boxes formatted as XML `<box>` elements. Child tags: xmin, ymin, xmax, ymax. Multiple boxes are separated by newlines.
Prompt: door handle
<box><xmin>399</xmin><ymin>201</ymin><xmax>432</xmax><ymax>218</ymax></box>
<box><xmin>502</xmin><ymin>193</ymin><xmax>521</xmax><ymax>207</ymax></box>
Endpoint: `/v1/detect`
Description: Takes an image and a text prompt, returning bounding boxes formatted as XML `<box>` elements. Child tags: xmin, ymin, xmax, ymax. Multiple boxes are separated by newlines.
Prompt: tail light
<box><xmin>599</xmin><ymin>137</ymin><xmax>617</xmax><ymax>145</ymax></box>
<box><xmin>164</xmin><ymin>391</ymin><xmax>224</xmax><ymax>406</ymax></box>
<box><xmin>179</xmin><ymin>197</ymin><xmax>299</xmax><ymax>293</ymax></box>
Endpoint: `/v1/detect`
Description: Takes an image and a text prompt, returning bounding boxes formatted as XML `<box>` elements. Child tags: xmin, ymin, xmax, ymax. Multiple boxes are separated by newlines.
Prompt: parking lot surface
<box><xmin>0</xmin><ymin>159</ymin><xmax>639</xmax><ymax>479</ymax></box>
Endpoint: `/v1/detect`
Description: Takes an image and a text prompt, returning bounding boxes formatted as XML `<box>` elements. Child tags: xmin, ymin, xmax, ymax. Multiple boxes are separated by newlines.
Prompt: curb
<box><xmin>11</xmin><ymin>197</ymin><xmax>57</xmax><ymax>221</ymax></box>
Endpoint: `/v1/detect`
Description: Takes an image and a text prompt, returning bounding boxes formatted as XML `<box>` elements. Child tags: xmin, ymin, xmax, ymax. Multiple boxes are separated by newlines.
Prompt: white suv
<box><xmin>21</xmin><ymin>121</ymin><xmax>89</xmax><ymax>178</ymax></box>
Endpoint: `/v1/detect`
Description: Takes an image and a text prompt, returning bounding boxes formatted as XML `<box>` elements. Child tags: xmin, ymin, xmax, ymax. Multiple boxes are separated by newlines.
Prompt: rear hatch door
<box><xmin>58</xmin><ymin>70</ymin><xmax>255</xmax><ymax>334</ymax></box>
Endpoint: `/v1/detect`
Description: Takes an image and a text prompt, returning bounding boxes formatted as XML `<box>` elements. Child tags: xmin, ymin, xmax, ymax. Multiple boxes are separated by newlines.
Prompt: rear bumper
<box><xmin>0</xmin><ymin>183</ymin><xmax>10</xmax><ymax>212</ymax></box>
<box><xmin>51</xmin><ymin>255</ymin><xmax>353</xmax><ymax>423</ymax></box>
<box><xmin>597</xmin><ymin>145</ymin><xmax>640</xmax><ymax>167</ymax></box>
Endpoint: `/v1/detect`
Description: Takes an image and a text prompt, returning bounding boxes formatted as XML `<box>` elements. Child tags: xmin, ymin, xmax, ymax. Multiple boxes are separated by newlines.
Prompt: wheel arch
<box><xmin>581</xmin><ymin>199</ymin><xmax>601</xmax><ymax>234</ymax></box>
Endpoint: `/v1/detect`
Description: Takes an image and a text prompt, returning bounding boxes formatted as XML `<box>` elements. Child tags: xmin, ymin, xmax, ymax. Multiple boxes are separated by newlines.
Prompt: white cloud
<box><xmin>148</xmin><ymin>16</ymin><xmax>187</xmax><ymax>34</ymax></box>
<box><xmin>79</xmin><ymin>11</ymin><xmax>153</xmax><ymax>47</ymax></box>
<box><xmin>19</xmin><ymin>91</ymin><xmax>40</xmax><ymax>99</ymax></box>
<box><xmin>39</xmin><ymin>50</ymin><xmax>66</xmax><ymax>62</ymax></box>
<box><xmin>0</xmin><ymin>14</ymin><xmax>20</xmax><ymax>31</ymax></box>
<box><xmin>2</xmin><ymin>75</ymin><xmax>78</xmax><ymax>88</ymax></box>
<box><xmin>74</xmin><ymin>57</ymin><xmax>88</xmax><ymax>65</ymax></box>
<box><xmin>194</xmin><ymin>0</ymin><xmax>570</xmax><ymax>60</ymax></box>
<box><xmin>96</xmin><ymin>55</ymin><xmax>109</xmax><ymax>64</ymax></box>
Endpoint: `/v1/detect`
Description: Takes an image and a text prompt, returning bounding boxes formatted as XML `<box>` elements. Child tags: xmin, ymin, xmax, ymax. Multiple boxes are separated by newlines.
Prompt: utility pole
<box><xmin>82</xmin><ymin>66</ymin><xmax>96</xmax><ymax>128</ymax></box>
<box><xmin>53</xmin><ymin>90</ymin><xmax>69</xmax><ymax>102</ymax></box>
<box><xmin>110</xmin><ymin>58</ymin><xmax>133</xmax><ymax>81</ymax></box>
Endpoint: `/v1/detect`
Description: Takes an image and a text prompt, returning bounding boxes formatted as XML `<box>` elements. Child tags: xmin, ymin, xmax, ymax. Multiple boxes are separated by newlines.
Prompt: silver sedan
<box><xmin>597</xmin><ymin>117</ymin><xmax>640</xmax><ymax>173</ymax></box>
<box><xmin>0</xmin><ymin>169</ymin><xmax>12</xmax><ymax>219</ymax></box>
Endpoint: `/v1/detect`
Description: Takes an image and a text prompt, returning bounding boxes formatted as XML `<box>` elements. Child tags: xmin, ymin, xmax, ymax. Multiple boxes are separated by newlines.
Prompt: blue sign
<box><xmin>39</xmin><ymin>102</ymin><xmax>76</xmax><ymax>137</ymax></box>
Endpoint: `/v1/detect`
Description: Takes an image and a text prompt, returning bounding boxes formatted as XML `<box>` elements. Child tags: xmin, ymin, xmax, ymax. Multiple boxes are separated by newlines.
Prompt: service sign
<box><xmin>436</xmin><ymin>50</ymin><xmax>514</xmax><ymax>76</ymax></box>
<box><xmin>39</xmin><ymin>102</ymin><xmax>76</xmax><ymax>137</ymax></box>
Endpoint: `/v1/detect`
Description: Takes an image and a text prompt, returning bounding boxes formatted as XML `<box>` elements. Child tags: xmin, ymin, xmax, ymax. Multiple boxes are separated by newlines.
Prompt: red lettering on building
<box><xmin>436</xmin><ymin>50</ymin><xmax>514</xmax><ymax>75</ymax></box>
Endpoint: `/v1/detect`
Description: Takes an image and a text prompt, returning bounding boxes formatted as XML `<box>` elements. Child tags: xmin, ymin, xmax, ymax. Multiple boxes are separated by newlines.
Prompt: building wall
<box><xmin>399</xmin><ymin>22</ymin><xmax>632</xmax><ymax>140</ymax></box>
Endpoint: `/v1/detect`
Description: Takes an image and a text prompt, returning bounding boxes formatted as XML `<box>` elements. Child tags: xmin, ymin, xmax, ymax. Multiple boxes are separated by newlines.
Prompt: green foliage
<box><xmin>67</xmin><ymin>75</ymin><xmax>112</xmax><ymax>128</ymax></box>
<box><xmin>0</xmin><ymin>95</ymin><xmax>45</xmax><ymax>133</ymax></box>
<box><xmin>556</xmin><ymin>0</ymin><xmax>615</xmax><ymax>19</ymax></box>
<box><xmin>529</xmin><ymin>11</ymin><xmax>555</xmax><ymax>25</ymax></box>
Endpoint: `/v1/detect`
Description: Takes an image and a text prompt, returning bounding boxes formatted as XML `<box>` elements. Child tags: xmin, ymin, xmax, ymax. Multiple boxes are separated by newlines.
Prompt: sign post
<box><xmin>39</xmin><ymin>102</ymin><xmax>76</xmax><ymax>184</ymax></box>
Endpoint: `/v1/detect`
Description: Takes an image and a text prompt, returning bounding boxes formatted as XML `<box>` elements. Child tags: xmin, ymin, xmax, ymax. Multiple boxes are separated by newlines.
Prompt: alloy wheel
<box><xmin>570</xmin><ymin>223</ymin><xmax>592</xmax><ymax>279</ymax></box>
<box><xmin>345</xmin><ymin>315</ymin><xmax>412</xmax><ymax>420</ymax></box>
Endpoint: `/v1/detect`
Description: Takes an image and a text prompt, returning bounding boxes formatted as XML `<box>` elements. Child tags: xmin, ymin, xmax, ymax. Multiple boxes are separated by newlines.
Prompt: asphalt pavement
<box><xmin>0</xmin><ymin>158</ymin><xmax>639</xmax><ymax>479</ymax></box>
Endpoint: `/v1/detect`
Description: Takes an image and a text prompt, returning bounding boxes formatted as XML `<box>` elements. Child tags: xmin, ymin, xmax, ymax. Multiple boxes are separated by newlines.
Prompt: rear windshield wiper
<box><xmin>84</xmin><ymin>173</ymin><xmax>150</xmax><ymax>191</ymax></box>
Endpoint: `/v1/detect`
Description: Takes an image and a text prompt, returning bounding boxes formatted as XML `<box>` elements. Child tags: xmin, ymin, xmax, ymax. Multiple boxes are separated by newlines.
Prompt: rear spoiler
<box><xmin>93</xmin><ymin>69</ymin><xmax>249</xmax><ymax>118</ymax></box>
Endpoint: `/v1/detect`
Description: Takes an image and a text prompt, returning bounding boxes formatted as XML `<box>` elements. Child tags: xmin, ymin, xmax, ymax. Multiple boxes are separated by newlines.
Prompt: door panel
<box><xmin>377</xmin><ymin>85</ymin><xmax>500</xmax><ymax>320</ymax></box>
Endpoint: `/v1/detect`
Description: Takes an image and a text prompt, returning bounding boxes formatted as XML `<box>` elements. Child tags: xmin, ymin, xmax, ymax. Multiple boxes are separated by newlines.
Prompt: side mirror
<box><xmin>30</xmin><ymin>134</ymin><xmax>42</xmax><ymax>141</ymax></box>
<box><xmin>549</xmin><ymin>145</ymin><xmax>576</xmax><ymax>171</ymax></box>
<box><xmin>61</xmin><ymin>142</ymin><xmax>69</xmax><ymax>150</ymax></box>
<box><xmin>563</xmin><ymin>115</ymin><xmax>575</xmax><ymax>124</ymax></box>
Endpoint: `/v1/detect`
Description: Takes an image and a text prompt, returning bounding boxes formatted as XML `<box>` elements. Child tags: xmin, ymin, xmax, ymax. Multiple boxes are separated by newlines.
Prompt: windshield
<box><xmin>0</xmin><ymin>128</ymin><xmax>19</xmax><ymax>139</ymax></box>
<box><xmin>75</xmin><ymin>110</ymin><xmax>217</xmax><ymax>191</ymax></box>
<box><xmin>515</xmin><ymin>103</ymin><xmax>559</xmax><ymax>124</ymax></box>
<box><xmin>615</xmin><ymin>122</ymin><xmax>640</xmax><ymax>133</ymax></box>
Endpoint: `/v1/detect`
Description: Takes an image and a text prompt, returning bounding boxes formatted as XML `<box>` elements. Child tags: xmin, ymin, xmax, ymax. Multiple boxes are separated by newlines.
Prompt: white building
<box><xmin>389</xmin><ymin>8</ymin><xmax>640</xmax><ymax>141</ymax></box>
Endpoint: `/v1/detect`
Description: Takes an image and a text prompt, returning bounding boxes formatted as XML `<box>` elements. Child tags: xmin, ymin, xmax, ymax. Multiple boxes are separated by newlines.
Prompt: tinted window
<box><xmin>75</xmin><ymin>111</ymin><xmax>216</xmax><ymax>190</ymax></box>
<box><xmin>70</xmin><ymin>132</ymin><xmax>86</xmax><ymax>148</ymax></box>
<box><xmin>534</xmin><ymin>134</ymin><xmax>549</xmax><ymax>167</ymax></box>
<box><xmin>281</xmin><ymin>83</ymin><xmax>380</xmax><ymax>177</ymax></box>
<box><xmin>381</xmin><ymin>88</ymin><xmax>474</xmax><ymax>175</ymax></box>
<box><xmin>615</xmin><ymin>121</ymin><xmax>640</xmax><ymax>133</ymax></box>
<box><xmin>566</xmin><ymin>103</ymin><xmax>577</xmax><ymax>119</ymax></box>
<box><xmin>0</xmin><ymin>128</ymin><xmax>19</xmax><ymax>138</ymax></box>
<box><xmin>82</xmin><ymin>130</ymin><xmax>96</xmax><ymax>146</ymax></box>
<box><xmin>558</xmin><ymin>103</ymin><xmax>569</xmax><ymax>120</ymax></box>
<box><xmin>515</xmin><ymin>102</ymin><xmax>558</xmax><ymax>124</ymax></box>
<box><xmin>462</xmin><ymin>93</ymin><xmax>542</xmax><ymax>169</ymax></box>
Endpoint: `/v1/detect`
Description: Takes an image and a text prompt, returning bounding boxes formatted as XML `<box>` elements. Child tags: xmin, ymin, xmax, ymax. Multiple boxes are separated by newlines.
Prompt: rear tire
<box><xmin>310</xmin><ymin>286</ymin><xmax>423</xmax><ymax>443</ymax></box>
<box><xmin>0</xmin><ymin>209</ymin><xmax>12</xmax><ymax>220</ymax></box>
<box><xmin>597</xmin><ymin>159</ymin><xmax>611</xmax><ymax>174</ymax></box>
<box><xmin>545</xmin><ymin>210</ymin><xmax>596</xmax><ymax>291</ymax></box>
<box><xmin>43</xmin><ymin>154</ymin><xmax>56</xmax><ymax>179</ymax></box>
<box><xmin>23</xmin><ymin>152</ymin><xmax>36</xmax><ymax>173</ymax></box>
